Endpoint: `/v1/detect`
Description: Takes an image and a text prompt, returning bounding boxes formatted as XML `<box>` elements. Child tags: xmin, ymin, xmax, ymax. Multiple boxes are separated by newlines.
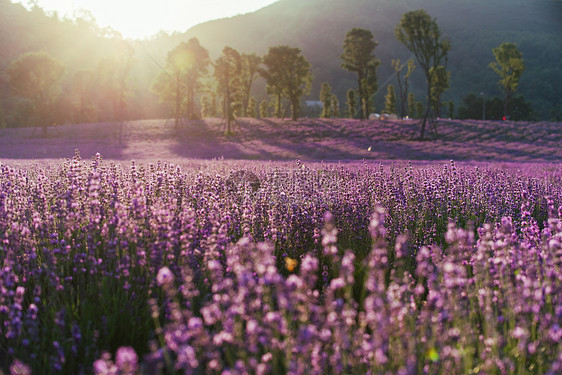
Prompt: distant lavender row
<box><xmin>0</xmin><ymin>154</ymin><xmax>561</xmax><ymax>374</ymax></box>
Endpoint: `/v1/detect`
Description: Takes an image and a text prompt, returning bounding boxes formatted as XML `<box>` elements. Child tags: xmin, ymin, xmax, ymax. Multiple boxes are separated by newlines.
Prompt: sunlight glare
<box><xmin>14</xmin><ymin>0</ymin><xmax>279</xmax><ymax>39</ymax></box>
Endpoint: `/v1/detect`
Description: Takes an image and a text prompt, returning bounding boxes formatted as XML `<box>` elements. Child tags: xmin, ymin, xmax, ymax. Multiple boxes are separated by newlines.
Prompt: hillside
<box><xmin>0</xmin><ymin>118</ymin><xmax>560</xmax><ymax>162</ymax></box>
<box><xmin>0</xmin><ymin>0</ymin><xmax>561</xmax><ymax>125</ymax></box>
<box><xmin>142</xmin><ymin>0</ymin><xmax>562</xmax><ymax>119</ymax></box>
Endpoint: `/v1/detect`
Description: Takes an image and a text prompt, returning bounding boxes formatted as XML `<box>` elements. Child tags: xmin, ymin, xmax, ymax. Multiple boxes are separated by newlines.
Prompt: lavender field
<box><xmin>1</xmin><ymin>153</ymin><xmax>562</xmax><ymax>374</ymax></box>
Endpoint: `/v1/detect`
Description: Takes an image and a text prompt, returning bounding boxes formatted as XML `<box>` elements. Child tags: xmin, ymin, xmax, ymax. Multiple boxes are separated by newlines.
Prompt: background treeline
<box><xmin>0</xmin><ymin>0</ymin><xmax>561</xmax><ymax>129</ymax></box>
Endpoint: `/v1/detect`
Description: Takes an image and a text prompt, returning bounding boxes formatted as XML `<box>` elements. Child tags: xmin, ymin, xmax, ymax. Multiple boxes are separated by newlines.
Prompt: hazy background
<box><xmin>1</xmin><ymin>0</ymin><xmax>561</xmax><ymax>128</ymax></box>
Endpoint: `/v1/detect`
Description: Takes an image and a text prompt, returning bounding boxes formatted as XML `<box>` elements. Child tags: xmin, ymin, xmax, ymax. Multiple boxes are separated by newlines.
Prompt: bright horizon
<box><xmin>14</xmin><ymin>0</ymin><xmax>279</xmax><ymax>39</ymax></box>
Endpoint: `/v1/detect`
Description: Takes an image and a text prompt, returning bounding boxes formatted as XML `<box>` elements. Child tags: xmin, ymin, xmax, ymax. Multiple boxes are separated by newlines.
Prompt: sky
<box><xmin>15</xmin><ymin>0</ymin><xmax>279</xmax><ymax>39</ymax></box>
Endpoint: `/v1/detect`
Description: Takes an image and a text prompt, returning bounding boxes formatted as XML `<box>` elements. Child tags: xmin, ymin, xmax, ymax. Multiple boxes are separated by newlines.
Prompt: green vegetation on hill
<box><xmin>0</xmin><ymin>0</ymin><xmax>560</xmax><ymax>128</ymax></box>
<box><xmin>176</xmin><ymin>0</ymin><xmax>561</xmax><ymax>120</ymax></box>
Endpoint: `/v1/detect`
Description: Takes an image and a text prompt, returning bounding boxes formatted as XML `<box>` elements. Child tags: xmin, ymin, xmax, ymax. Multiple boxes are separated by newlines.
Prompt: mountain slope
<box><xmin>144</xmin><ymin>0</ymin><xmax>561</xmax><ymax>119</ymax></box>
<box><xmin>1</xmin><ymin>0</ymin><xmax>560</xmax><ymax>123</ymax></box>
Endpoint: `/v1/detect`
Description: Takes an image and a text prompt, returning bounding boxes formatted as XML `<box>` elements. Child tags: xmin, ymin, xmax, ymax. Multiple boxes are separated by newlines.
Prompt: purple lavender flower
<box><xmin>9</xmin><ymin>360</ymin><xmax>31</xmax><ymax>375</ymax></box>
<box><xmin>156</xmin><ymin>266</ymin><xmax>174</xmax><ymax>287</ymax></box>
<box><xmin>115</xmin><ymin>346</ymin><xmax>138</xmax><ymax>374</ymax></box>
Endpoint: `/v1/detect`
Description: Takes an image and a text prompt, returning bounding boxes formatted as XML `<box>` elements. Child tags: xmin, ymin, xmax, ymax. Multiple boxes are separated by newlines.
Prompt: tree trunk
<box><xmin>503</xmin><ymin>88</ymin><xmax>511</xmax><ymax>118</ymax></box>
<box><xmin>291</xmin><ymin>97</ymin><xmax>299</xmax><ymax>121</ymax></box>
<box><xmin>357</xmin><ymin>76</ymin><xmax>365</xmax><ymax>119</ymax></box>
<box><xmin>420</xmin><ymin>78</ymin><xmax>432</xmax><ymax>139</ymax></box>
<box><xmin>225</xmin><ymin>84</ymin><xmax>231</xmax><ymax>134</ymax></box>
<box><xmin>276</xmin><ymin>93</ymin><xmax>282</xmax><ymax>118</ymax></box>
<box><xmin>175</xmin><ymin>75</ymin><xmax>180</xmax><ymax>128</ymax></box>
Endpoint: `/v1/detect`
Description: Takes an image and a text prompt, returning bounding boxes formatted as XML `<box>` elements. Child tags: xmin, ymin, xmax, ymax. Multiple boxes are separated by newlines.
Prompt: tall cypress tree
<box><xmin>341</xmin><ymin>28</ymin><xmax>380</xmax><ymax>119</ymax></box>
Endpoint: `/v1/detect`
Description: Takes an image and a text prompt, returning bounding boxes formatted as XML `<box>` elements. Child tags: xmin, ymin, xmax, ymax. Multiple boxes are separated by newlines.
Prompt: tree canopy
<box><xmin>341</xmin><ymin>28</ymin><xmax>380</xmax><ymax>119</ymax></box>
<box><xmin>151</xmin><ymin>38</ymin><xmax>210</xmax><ymax>124</ymax></box>
<box><xmin>7</xmin><ymin>51</ymin><xmax>64</xmax><ymax>134</ymax></box>
<box><xmin>214</xmin><ymin>46</ymin><xmax>242</xmax><ymax>134</ymax></box>
<box><xmin>489</xmin><ymin>42</ymin><xmax>525</xmax><ymax>118</ymax></box>
<box><xmin>395</xmin><ymin>9</ymin><xmax>450</xmax><ymax>138</ymax></box>
<box><xmin>261</xmin><ymin>46</ymin><xmax>312</xmax><ymax>121</ymax></box>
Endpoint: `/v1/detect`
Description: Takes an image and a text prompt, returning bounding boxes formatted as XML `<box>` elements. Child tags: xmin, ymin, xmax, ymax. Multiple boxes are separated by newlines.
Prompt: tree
<box><xmin>259</xmin><ymin>99</ymin><xmax>269</xmax><ymax>118</ymax></box>
<box><xmin>247</xmin><ymin>97</ymin><xmax>257</xmax><ymax>118</ymax></box>
<box><xmin>415</xmin><ymin>102</ymin><xmax>425</xmax><ymax>119</ymax></box>
<box><xmin>392</xmin><ymin>59</ymin><xmax>415</xmax><ymax>118</ymax></box>
<box><xmin>489</xmin><ymin>42</ymin><xmax>525</xmax><ymax>118</ymax></box>
<box><xmin>151</xmin><ymin>38</ymin><xmax>210</xmax><ymax>125</ymax></box>
<box><xmin>407</xmin><ymin>92</ymin><xmax>416</xmax><ymax>118</ymax></box>
<box><xmin>214</xmin><ymin>46</ymin><xmax>242</xmax><ymax>134</ymax></box>
<box><xmin>346</xmin><ymin>89</ymin><xmax>357</xmax><ymax>119</ymax></box>
<box><xmin>395</xmin><ymin>9</ymin><xmax>450</xmax><ymax>138</ymax></box>
<box><xmin>260</xmin><ymin>45</ymin><xmax>312</xmax><ymax>121</ymax></box>
<box><xmin>509</xmin><ymin>95</ymin><xmax>534</xmax><ymax>121</ymax></box>
<box><xmin>239</xmin><ymin>53</ymin><xmax>262</xmax><ymax>117</ymax></box>
<box><xmin>69</xmin><ymin>69</ymin><xmax>96</xmax><ymax>123</ymax></box>
<box><xmin>330</xmin><ymin>95</ymin><xmax>340</xmax><ymax>118</ymax></box>
<box><xmin>341</xmin><ymin>28</ymin><xmax>380</xmax><ymax>119</ymax></box>
<box><xmin>319</xmin><ymin>82</ymin><xmax>333</xmax><ymax>118</ymax></box>
<box><xmin>113</xmin><ymin>39</ymin><xmax>135</xmax><ymax>122</ymax></box>
<box><xmin>93</xmin><ymin>39</ymin><xmax>135</xmax><ymax>122</ymax></box>
<box><xmin>429</xmin><ymin>65</ymin><xmax>450</xmax><ymax>118</ymax></box>
<box><xmin>383</xmin><ymin>84</ymin><xmax>397</xmax><ymax>115</ymax></box>
<box><xmin>447</xmin><ymin>102</ymin><xmax>455</xmax><ymax>119</ymax></box>
<box><xmin>458</xmin><ymin>93</ymin><xmax>503</xmax><ymax>120</ymax></box>
<box><xmin>201</xmin><ymin>96</ymin><xmax>214</xmax><ymax>118</ymax></box>
<box><xmin>7</xmin><ymin>51</ymin><xmax>65</xmax><ymax>135</ymax></box>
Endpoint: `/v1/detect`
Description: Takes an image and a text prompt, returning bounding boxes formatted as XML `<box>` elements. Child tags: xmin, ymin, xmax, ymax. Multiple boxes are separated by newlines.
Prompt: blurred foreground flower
<box><xmin>156</xmin><ymin>266</ymin><xmax>175</xmax><ymax>287</ymax></box>
<box><xmin>285</xmin><ymin>257</ymin><xmax>298</xmax><ymax>272</ymax></box>
<box><xmin>9</xmin><ymin>360</ymin><xmax>31</xmax><ymax>375</ymax></box>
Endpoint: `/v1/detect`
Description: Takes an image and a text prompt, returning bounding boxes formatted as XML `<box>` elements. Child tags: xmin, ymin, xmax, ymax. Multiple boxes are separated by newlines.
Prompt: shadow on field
<box><xmin>0</xmin><ymin>122</ymin><xmax>127</xmax><ymax>160</ymax></box>
<box><xmin>1</xmin><ymin>118</ymin><xmax>561</xmax><ymax>162</ymax></box>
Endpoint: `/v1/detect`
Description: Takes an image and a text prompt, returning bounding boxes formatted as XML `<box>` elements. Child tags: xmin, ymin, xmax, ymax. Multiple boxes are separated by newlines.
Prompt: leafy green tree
<box><xmin>182</xmin><ymin>39</ymin><xmax>210</xmax><ymax>120</ymax></box>
<box><xmin>319</xmin><ymin>82</ymin><xmax>333</xmax><ymax>118</ymax></box>
<box><xmin>95</xmin><ymin>57</ymin><xmax>120</xmax><ymax>121</ymax></box>
<box><xmin>259</xmin><ymin>99</ymin><xmax>269</xmax><ymax>118</ymax></box>
<box><xmin>383</xmin><ymin>84</ymin><xmax>397</xmax><ymax>115</ymax></box>
<box><xmin>430</xmin><ymin>65</ymin><xmax>450</xmax><ymax>117</ymax></box>
<box><xmin>90</xmin><ymin>39</ymin><xmax>135</xmax><ymax>123</ymax></box>
<box><xmin>395</xmin><ymin>9</ymin><xmax>450</xmax><ymax>138</ymax></box>
<box><xmin>239</xmin><ymin>53</ymin><xmax>262</xmax><ymax>117</ymax></box>
<box><xmin>458</xmin><ymin>93</ymin><xmax>503</xmax><ymax>120</ymax></box>
<box><xmin>270</xmin><ymin>95</ymin><xmax>283</xmax><ymax>118</ymax></box>
<box><xmin>115</xmin><ymin>39</ymin><xmax>135</xmax><ymax>122</ymax></box>
<box><xmin>201</xmin><ymin>96</ymin><xmax>213</xmax><ymax>118</ymax></box>
<box><xmin>261</xmin><ymin>45</ymin><xmax>312</xmax><ymax>121</ymax></box>
<box><xmin>7</xmin><ymin>51</ymin><xmax>65</xmax><ymax>135</ymax></box>
<box><xmin>415</xmin><ymin>102</ymin><xmax>425</xmax><ymax>119</ymax></box>
<box><xmin>510</xmin><ymin>94</ymin><xmax>534</xmax><ymax>121</ymax></box>
<box><xmin>69</xmin><ymin>69</ymin><xmax>96</xmax><ymax>123</ymax></box>
<box><xmin>151</xmin><ymin>38</ymin><xmax>210</xmax><ymax>125</ymax></box>
<box><xmin>214</xmin><ymin>46</ymin><xmax>242</xmax><ymax>134</ymax></box>
<box><xmin>392</xmin><ymin>59</ymin><xmax>415</xmax><ymax>118</ymax></box>
<box><xmin>341</xmin><ymin>28</ymin><xmax>380</xmax><ymax>119</ymax></box>
<box><xmin>447</xmin><ymin>101</ymin><xmax>455</xmax><ymax>119</ymax></box>
<box><xmin>247</xmin><ymin>97</ymin><xmax>257</xmax><ymax>118</ymax></box>
<box><xmin>489</xmin><ymin>42</ymin><xmax>525</xmax><ymax>118</ymax></box>
<box><xmin>346</xmin><ymin>89</ymin><xmax>357</xmax><ymax>119</ymax></box>
<box><xmin>331</xmin><ymin>95</ymin><xmax>340</xmax><ymax>118</ymax></box>
<box><xmin>407</xmin><ymin>92</ymin><xmax>416</xmax><ymax>118</ymax></box>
